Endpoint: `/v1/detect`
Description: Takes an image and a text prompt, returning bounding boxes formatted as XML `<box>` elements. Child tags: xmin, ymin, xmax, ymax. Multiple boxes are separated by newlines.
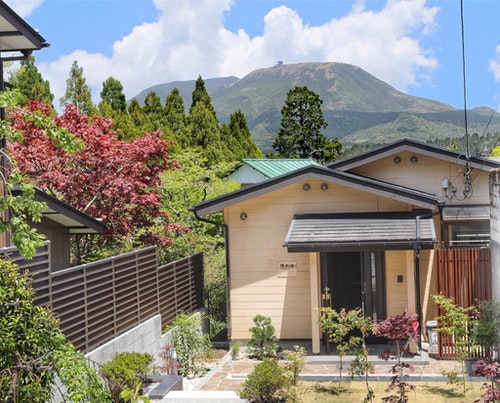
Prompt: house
<box><xmin>192</xmin><ymin>138</ymin><xmax>498</xmax><ymax>354</ymax></box>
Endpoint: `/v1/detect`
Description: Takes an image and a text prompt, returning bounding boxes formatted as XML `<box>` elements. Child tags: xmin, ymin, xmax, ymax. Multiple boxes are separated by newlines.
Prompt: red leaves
<box><xmin>8</xmin><ymin>102</ymin><xmax>184</xmax><ymax>250</ymax></box>
<box><xmin>374</xmin><ymin>312</ymin><xmax>419</xmax><ymax>343</ymax></box>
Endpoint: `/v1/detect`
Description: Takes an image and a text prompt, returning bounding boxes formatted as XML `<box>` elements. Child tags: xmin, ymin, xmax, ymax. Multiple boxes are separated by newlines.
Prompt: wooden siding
<box><xmin>385</xmin><ymin>251</ymin><xmax>409</xmax><ymax>316</ymax></box>
<box><xmin>227</xmin><ymin>179</ymin><xmax>426</xmax><ymax>340</ymax></box>
<box><xmin>436</xmin><ymin>247</ymin><xmax>491</xmax><ymax>358</ymax></box>
<box><xmin>350</xmin><ymin>152</ymin><xmax>490</xmax><ymax>206</ymax></box>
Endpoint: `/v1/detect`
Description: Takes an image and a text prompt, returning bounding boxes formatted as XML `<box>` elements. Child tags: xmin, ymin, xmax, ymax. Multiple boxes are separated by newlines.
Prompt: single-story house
<box><xmin>192</xmin><ymin>138</ymin><xmax>498</xmax><ymax>354</ymax></box>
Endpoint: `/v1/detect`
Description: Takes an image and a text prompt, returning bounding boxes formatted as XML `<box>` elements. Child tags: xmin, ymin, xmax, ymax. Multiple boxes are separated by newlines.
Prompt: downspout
<box><xmin>192</xmin><ymin>210</ymin><xmax>232</xmax><ymax>341</ymax></box>
<box><xmin>414</xmin><ymin>205</ymin><xmax>443</xmax><ymax>350</ymax></box>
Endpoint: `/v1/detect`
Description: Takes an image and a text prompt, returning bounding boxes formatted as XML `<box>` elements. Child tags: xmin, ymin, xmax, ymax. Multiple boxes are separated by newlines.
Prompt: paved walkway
<box><xmin>192</xmin><ymin>342</ymin><xmax>467</xmax><ymax>393</ymax></box>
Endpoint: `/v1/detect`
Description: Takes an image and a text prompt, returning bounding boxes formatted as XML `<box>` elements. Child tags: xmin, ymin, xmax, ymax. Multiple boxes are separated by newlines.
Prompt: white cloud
<box><xmin>7</xmin><ymin>0</ymin><xmax>45</xmax><ymax>17</ymax></box>
<box><xmin>37</xmin><ymin>0</ymin><xmax>440</xmax><ymax>107</ymax></box>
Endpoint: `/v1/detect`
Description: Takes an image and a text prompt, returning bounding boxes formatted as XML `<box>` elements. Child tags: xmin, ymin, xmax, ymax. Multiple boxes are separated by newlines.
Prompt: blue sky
<box><xmin>9</xmin><ymin>0</ymin><xmax>500</xmax><ymax>112</ymax></box>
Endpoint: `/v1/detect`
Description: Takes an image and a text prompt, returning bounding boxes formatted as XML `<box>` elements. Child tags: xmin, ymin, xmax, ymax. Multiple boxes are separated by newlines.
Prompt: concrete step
<box><xmin>160</xmin><ymin>391</ymin><xmax>247</xmax><ymax>402</ymax></box>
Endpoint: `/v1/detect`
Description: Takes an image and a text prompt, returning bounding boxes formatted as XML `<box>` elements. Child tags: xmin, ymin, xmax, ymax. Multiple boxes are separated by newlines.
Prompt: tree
<box><xmin>187</xmin><ymin>102</ymin><xmax>230</xmax><ymax>163</ymax></box>
<box><xmin>190</xmin><ymin>75</ymin><xmax>216</xmax><ymax>118</ymax></box>
<box><xmin>8</xmin><ymin>102</ymin><xmax>187</xmax><ymax>263</ymax></box>
<box><xmin>142</xmin><ymin>90</ymin><xmax>165</xmax><ymax>131</ymax></box>
<box><xmin>0</xmin><ymin>259</ymin><xmax>110</xmax><ymax>402</ymax></box>
<box><xmin>99</xmin><ymin>76</ymin><xmax>126</xmax><ymax>112</ymax></box>
<box><xmin>273</xmin><ymin>86</ymin><xmax>340</xmax><ymax>163</ymax></box>
<box><xmin>9</xmin><ymin>55</ymin><xmax>53</xmax><ymax>106</ymax></box>
<box><xmin>224</xmin><ymin>109</ymin><xmax>262</xmax><ymax>160</ymax></box>
<box><xmin>60</xmin><ymin>60</ymin><xmax>95</xmax><ymax>116</ymax></box>
<box><xmin>164</xmin><ymin>88</ymin><xmax>187</xmax><ymax>149</ymax></box>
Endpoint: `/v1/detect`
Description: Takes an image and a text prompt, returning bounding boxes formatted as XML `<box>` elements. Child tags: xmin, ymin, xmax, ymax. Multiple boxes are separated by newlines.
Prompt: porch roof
<box><xmin>442</xmin><ymin>205</ymin><xmax>489</xmax><ymax>221</ymax></box>
<box><xmin>284</xmin><ymin>212</ymin><xmax>437</xmax><ymax>252</ymax></box>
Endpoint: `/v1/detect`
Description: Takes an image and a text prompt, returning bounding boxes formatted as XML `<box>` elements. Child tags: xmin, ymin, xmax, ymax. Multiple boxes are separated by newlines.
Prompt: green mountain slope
<box><xmin>131</xmin><ymin>62</ymin><xmax>500</xmax><ymax>153</ymax></box>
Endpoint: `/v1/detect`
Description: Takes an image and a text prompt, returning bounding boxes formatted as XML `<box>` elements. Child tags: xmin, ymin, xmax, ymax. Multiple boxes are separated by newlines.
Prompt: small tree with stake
<box><xmin>374</xmin><ymin>312</ymin><xmax>419</xmax><ymax>403</ymax></box>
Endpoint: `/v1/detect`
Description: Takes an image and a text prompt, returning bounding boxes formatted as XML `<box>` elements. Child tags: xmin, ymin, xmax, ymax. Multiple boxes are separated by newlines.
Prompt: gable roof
<box><xmin>328</xmin><ymin>138</ymin><xmax>500</xmax><ymax>172</ymax></box>
<box><xmin>0</xmin><ymin>1</ymin><xmax>49</xmax><ymax>60</ymax></box>
<box><xmin>238</xmin><ymin>158</ymin><xmax>320</xmax><ymax>178</ymax></box>
<box><xmin>192</xmin><ymin>164</ymin><xmax>440</xmax><ymax>215</ymax></box>
<box><xmin>12</xmin><ymin>187</ymin><xmax>106</xmax><ymax>234</ymax></box>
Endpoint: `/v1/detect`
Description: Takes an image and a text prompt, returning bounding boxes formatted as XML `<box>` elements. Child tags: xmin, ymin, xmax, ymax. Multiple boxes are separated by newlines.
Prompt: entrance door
<box><xmin>321</xmin><ymin>251</ymin><xmax>385</xmax><ymax>321</ymax></box>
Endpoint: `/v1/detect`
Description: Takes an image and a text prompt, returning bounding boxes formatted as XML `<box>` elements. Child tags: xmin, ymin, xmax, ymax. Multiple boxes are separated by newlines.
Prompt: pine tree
<box><xmin>60</xmin><ymin>60</ymin><xmax>95</xmax><ymax>116</ymax></box>
<box><xmin>164</xmin><ymin>88</ymin><xmax>187</xmax><ymax>148</ymax></box>
<box><xmin>272</xmin><ymin>86</ymin><xmax>331</xmax><ymax>162</ymax></box>
<box><xmin>99</xmin><ymin>76</ymin><xmax>126</xmax><ymax>112</ymax></box>
<box><xmin>9</xmin><ymin>55</ymin><xmax>53</xmax><ymax>106</ymax></box>
<box><xmin>190</xmin><ymin>75</ymin><xmax>216</xmax><ymax>118</ymax></box>
<box><xmin>143</xmin><ymin>91</ymin><xmax>164</xmax><ymax>131</ymax></box>
<box><xmin>225</xmin><ymin>109</ymin><xmax>262</xmax><ymax>159</ymax></box>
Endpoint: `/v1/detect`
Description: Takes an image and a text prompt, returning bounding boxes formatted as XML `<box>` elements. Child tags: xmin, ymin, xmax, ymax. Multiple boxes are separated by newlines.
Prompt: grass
<box><xmin>295</xmin><ymin>380</ymin><xmax>488</xmax><ymax>402</ymax></box>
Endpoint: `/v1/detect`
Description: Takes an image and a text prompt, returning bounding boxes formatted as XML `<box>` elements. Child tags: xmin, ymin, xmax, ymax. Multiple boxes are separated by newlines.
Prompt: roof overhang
<box><xmin>0</xmin><ymin>1</ymin><xmax>49</xmax><ymax>61</ymax></box>
<box><xmin>329</xmin><ymin>138</ymin><xmax>500</xmax><ymax>172</ymax></box>
<box><xmin>192</xmin><ymin>165</ymin><xmax>440</xmax><ymax>215</ymax></box>
<box><xmin>12</xmin><ymin>187</ymin><xmax>106</xmax><ymax>234</ymax></box>
<box><xmin>442</xmin><ymin>205</ymin><xmax>490</xmax><ymax>222</ymax></box>
<box><xmin>284</xmin><ymin>212</ymin><xmax>437</xmax><ymax>252</ymax></box>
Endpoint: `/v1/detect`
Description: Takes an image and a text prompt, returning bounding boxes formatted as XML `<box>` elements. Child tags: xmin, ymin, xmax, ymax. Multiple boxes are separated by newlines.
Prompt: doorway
<box><xmin>321</xmin><ymin>251</ymin><xmax>386</xmax><ymax>322</ymax></box>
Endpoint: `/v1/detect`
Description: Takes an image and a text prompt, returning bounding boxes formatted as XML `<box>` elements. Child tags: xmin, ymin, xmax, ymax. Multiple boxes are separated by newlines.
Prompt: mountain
<box><xmin>132</xmin><ymin>62</ymin><xmax>500</xmax><ymax>153</ymax></box>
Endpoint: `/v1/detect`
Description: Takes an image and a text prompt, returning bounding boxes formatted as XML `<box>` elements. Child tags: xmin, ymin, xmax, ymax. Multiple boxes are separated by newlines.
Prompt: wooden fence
<box><xmin>435</xmin><ymin>247</ymin><xmax>491</xmax><ymax>358</ymax></box>
<box><xmin>1</xmin><ymin>244</ymin><xmax>204</xmax><ymax>353</ymax></box>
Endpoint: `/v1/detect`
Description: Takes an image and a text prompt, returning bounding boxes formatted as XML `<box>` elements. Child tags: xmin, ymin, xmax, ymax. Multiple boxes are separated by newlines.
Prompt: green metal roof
<box><xmin>241</xmin><ymin>159</ymin><xmax>320</xmax><ymax>178</ymax></box>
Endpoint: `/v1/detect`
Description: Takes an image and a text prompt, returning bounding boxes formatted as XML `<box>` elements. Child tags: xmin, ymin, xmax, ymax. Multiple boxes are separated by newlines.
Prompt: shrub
<box><xmin>238</xmin><ymin>358</ymin><xmax>290</xmax><ymax>403</ymax></box>
<box><xmin>99</xmin><ymin>351</ymin><xmax>154</xmax><ymax>403</ymax></box>
<box><xmin>433</xmin><ymin>294</ymin><xmax>479</xmax><ymax>395</ymax></box>
<box><xmin>166</xmin><ymin>312</ymin><xmax>214</xmax><ymax>377</ymax></box>
<box><xmin>247</xmin><ymin>314</ymin><xmax>279</xmax><ymax>359</ymax></box>
<box><xmin>473</xmin><ymin>299</ymin><xmax>500</xmax><ymax>358</ymax></box>
<box><xmin>472</xmin><ymin>358</ymin><xmax>500</xmax><ymax>402</ymax></box>
<box><xmin>283</xmin><ymin>345</ymin><xmax>306</xmax><ymax>386</ymax></box>
<box><xmin>374</xmin><ymin>312</ymin><xmax>419</xmax><ymax>403</ymax></box>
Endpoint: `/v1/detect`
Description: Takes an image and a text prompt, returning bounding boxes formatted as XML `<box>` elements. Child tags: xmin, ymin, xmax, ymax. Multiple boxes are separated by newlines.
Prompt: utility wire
<box><xmin>460</xmin><ymin>0</ymin><xmax>470</xmax><ymax>159</ymax></box>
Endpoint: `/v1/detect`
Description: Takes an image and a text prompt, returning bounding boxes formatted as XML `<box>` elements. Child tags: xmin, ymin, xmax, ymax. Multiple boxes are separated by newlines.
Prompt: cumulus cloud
<box><xmin>7</xmin><ymin>0</ymin><xmax>45</xmax><ymax>17</ymax></box>
<box><xmin>36</xmin><ymin>0</ymin><xmax>440</xmax><ymax>106</ymax></box>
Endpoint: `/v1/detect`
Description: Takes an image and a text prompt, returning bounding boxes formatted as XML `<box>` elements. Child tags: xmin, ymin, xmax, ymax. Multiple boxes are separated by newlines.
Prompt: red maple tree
<box><xmin>8</xmin><ymin>101</ymin><xmax>186</xmax><ymax>263</ymax></box>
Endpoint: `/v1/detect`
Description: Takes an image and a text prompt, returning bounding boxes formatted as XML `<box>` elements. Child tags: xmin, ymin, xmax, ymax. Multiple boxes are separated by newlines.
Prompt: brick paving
<box><xmin>197</xmin><ymin>349</ymin><xmax>466</xmax><ymax>392</ymax></box>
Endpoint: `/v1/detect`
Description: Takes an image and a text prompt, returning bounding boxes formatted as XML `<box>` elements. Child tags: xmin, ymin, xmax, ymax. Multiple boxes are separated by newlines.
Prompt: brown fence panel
<box><xmin>4</xmin><ymin>246</ymin><xmax>204</xmax><ymax>353</ymax></box>
<box><xmin>158</xmin><ymin>253</ymin><xmax>204</xmax><ymax>330</ymax></box>
<box><xmin>436</xmin><ymin>247</ymin><xmax>491</xmax><ymax>358</ymax></box>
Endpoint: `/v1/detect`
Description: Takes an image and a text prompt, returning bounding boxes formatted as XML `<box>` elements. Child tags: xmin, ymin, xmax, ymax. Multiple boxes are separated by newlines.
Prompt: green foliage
<box><xmin>60</xmin><ymin>60</ymin><xmax>95</xmax><ymax>116</ymax></box>
<box><xmin>282</xmin><ymin>345</ymin><xmax>306</xmax><ymax>386</ymax></box>
<box><xmin>318</xmin><ymin>307</ymin><xmax>374</xmax><ymax>385</ymax></box>
<box><xmin>231</xmin><ymin>342</ymin><xmax>242</xmax><ymax>360</ymax></box>
<box><xmin>0</xmin><ymin>259</ymin><xmax>110</xmax><ymax>402</ymax></box>
<box><xmin>433</xmin><ymin>295</ymin><xmax>479</xmax><ymax>395</ymax></box>
<box><xmin>272</xmin><ymin>85</ymin><xmax>341</xmax><ymax>163</ymax></box>
<box><xmin>224</xmin><ymin>109</ymin><xmax>263</xmax><ymax>159</ymax></box>
<box><xmin>100</xmin><ymin>76</ymin><xmax>127</xmax><ymax>112</ymax></box>
<box><xmin>99</xmin><ymin>352</ymin><xmax>153</xmax><ymax>403</ymax></box>
<box><xmin>8</xmin><ymin>55</ymin><xmax>54</xmax><ymax>106</ymax></box>
<box><xmin>473</xmin><ymin>299</ymin><xmax>500</xmax><ymax>357</ymax></box>
<box><xmin>190</xmin><ymin>75</ymin><xmax>217</xmax><ymax>118</ymax></box>
<box><xmin>238</xmin><ymin>358</ymin><xmax>290</xmax><ymax>403</ymax></box>
<box><xmin>166</xmin><ymin>312</ymin><xmax>214</xmax><ymax>377</ymax></box>
<box><xmin>246</xmin><ymin>314</ymin><xmax>279</xmax><ymax>360</ymax></box>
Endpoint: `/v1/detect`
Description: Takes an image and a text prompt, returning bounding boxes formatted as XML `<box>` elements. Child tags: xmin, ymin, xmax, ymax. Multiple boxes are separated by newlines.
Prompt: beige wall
<box><xmin>227</xmin><ymin>179</ymin><xmax>426</xmax><ymax>340</ymax></box>
<box><xmin>350</xmin><ymin>151</ymin><xmax>490</xmax><ymax>207</ymax></box>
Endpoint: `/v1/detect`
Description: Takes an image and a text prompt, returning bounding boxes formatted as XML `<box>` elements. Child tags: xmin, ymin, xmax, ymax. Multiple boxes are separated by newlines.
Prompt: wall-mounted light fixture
<box><xmin>320</xmin><ymin>183</ymin><xmax>328</xmax><ymax>190</ymax></box>
<box><xmin>240</xmin><ymin>212</ymin><xmax>247</xmax><ymax>220</ymax></box>
<box><xmin>410</xmin><ymin>155</ymin><xmax>418</xmax><ymax>163</ymax></box>
<box><xmin>393</xmin><ymin>156</ymin><xmax>401</xmax><ymax>164</ymax></box>
<box><xmin>302</xmin><ymin>183</ymin><xmax>311</xmax><ymax>191</ymax></box>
